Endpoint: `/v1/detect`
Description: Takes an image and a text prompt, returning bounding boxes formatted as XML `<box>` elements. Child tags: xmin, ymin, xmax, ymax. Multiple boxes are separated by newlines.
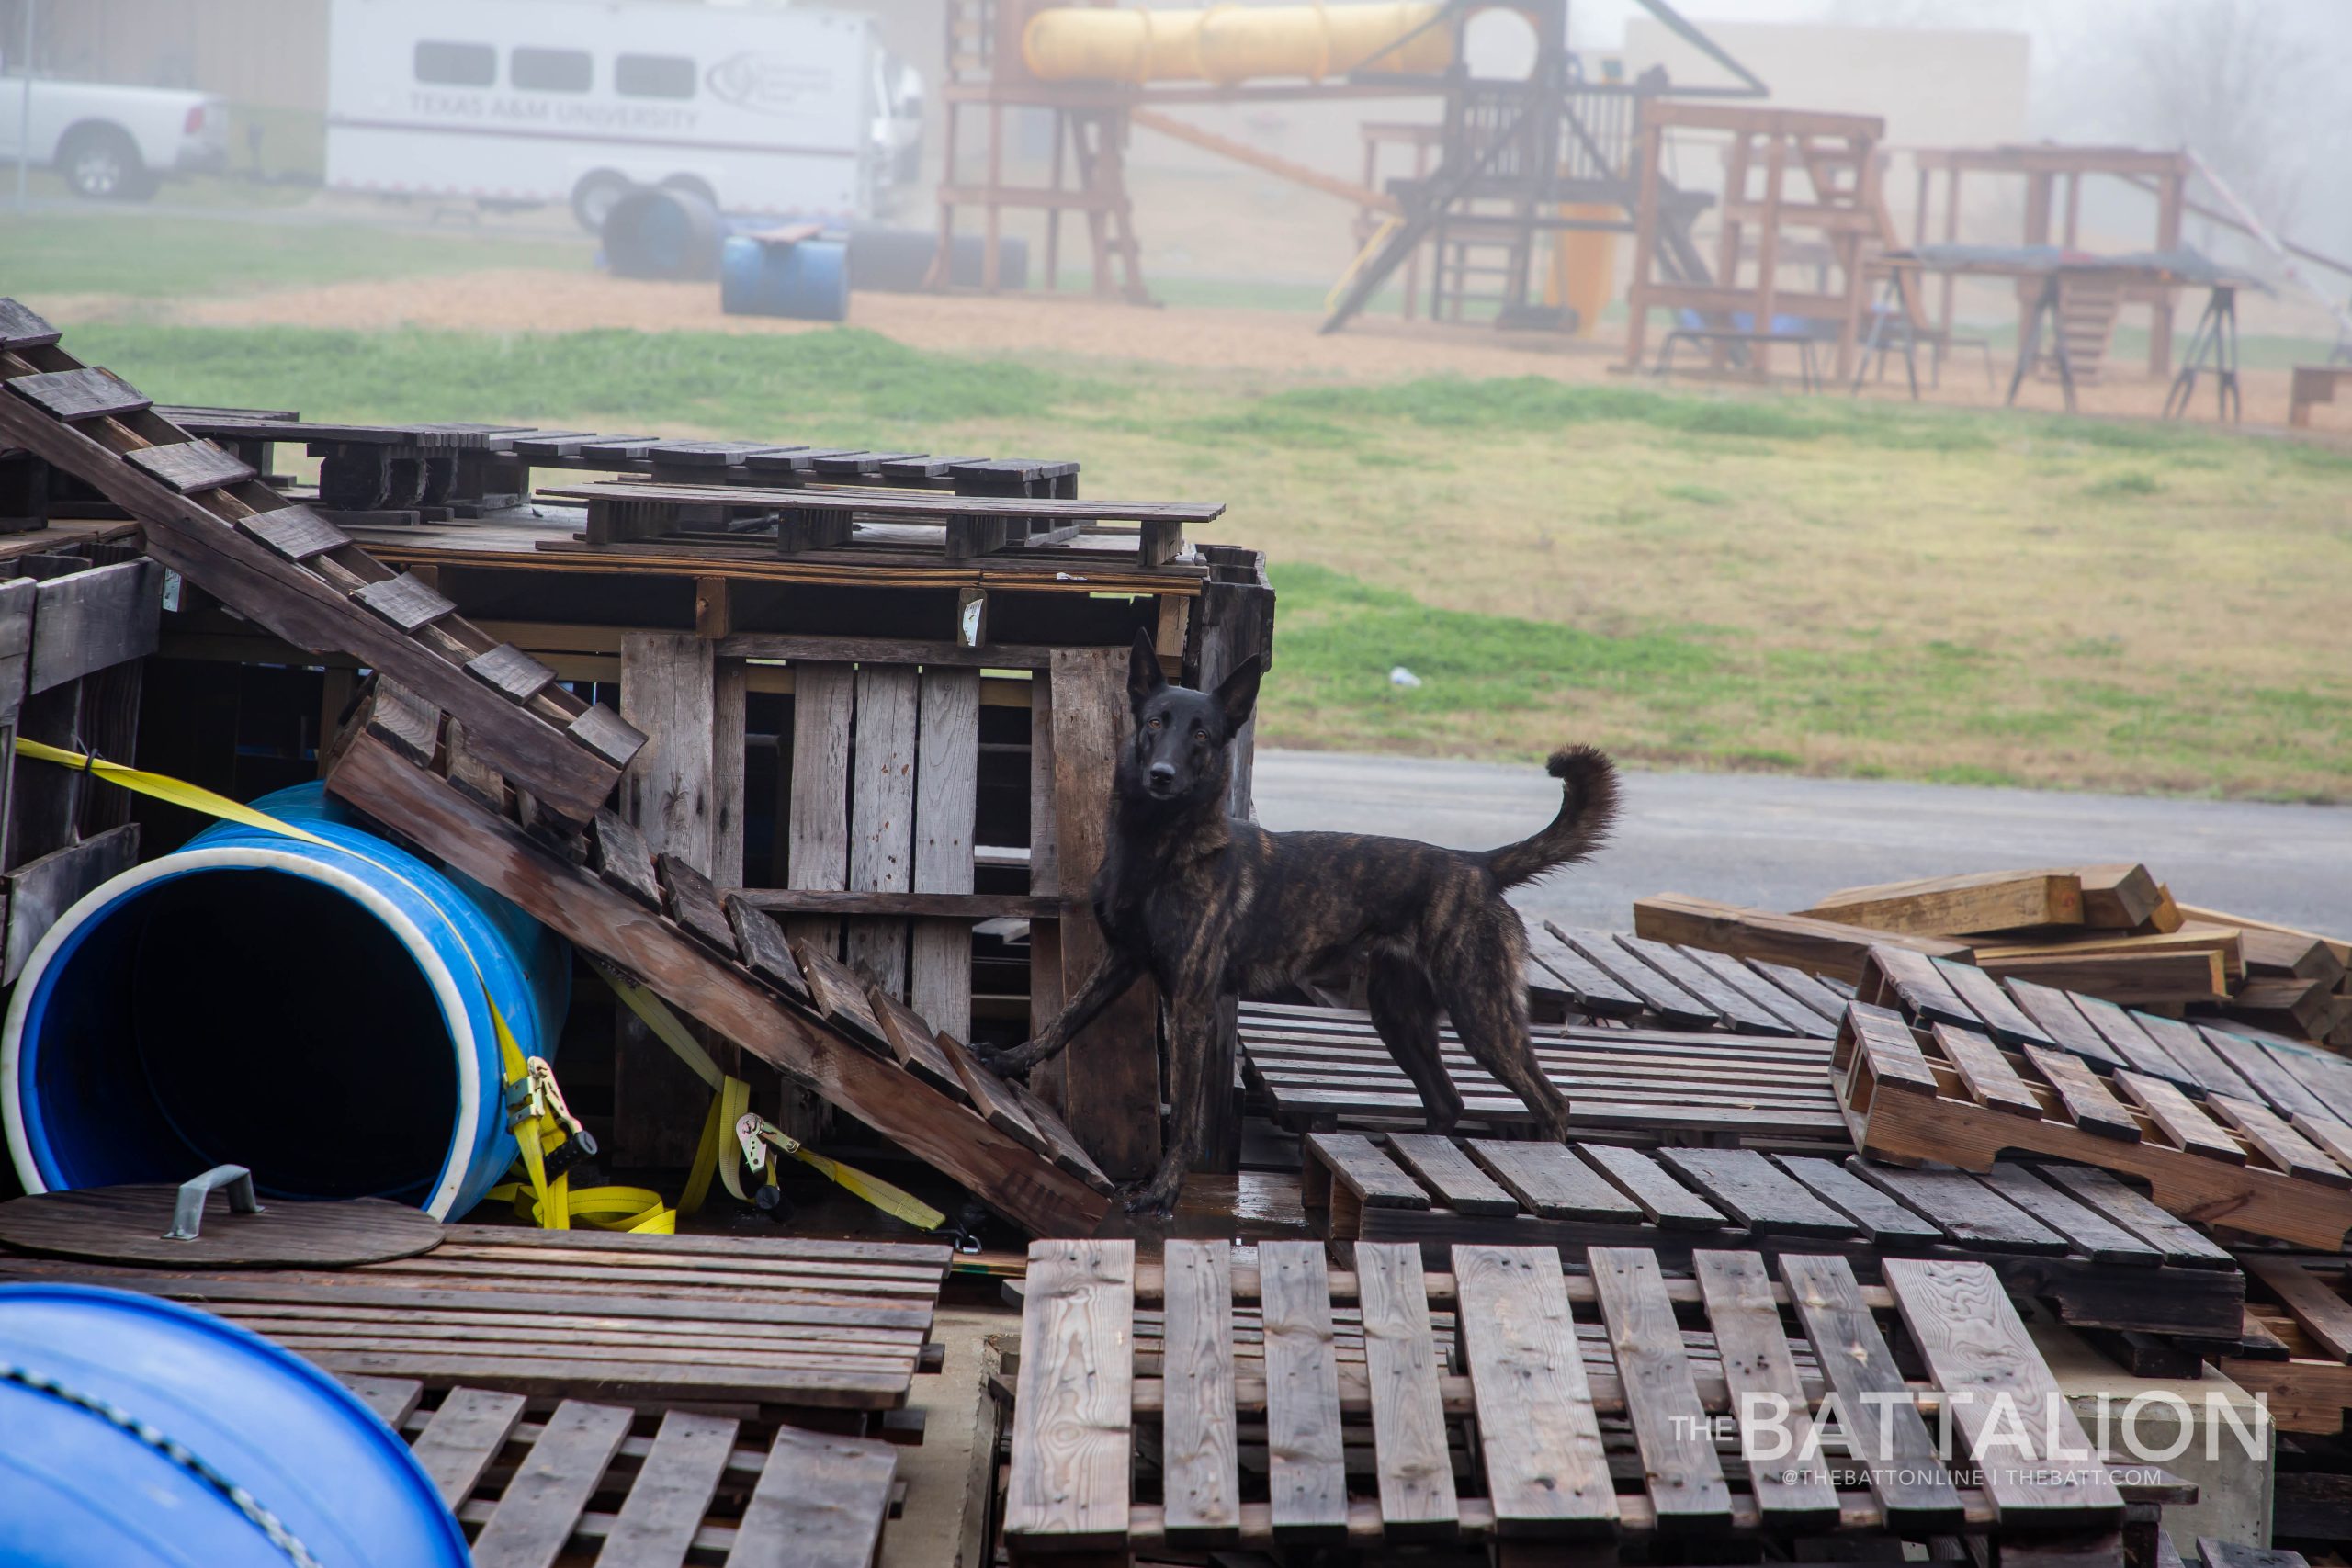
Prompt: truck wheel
<box><xmin>571</xmin><ymin>170</ymin><xmax>635</xmax><ymax>233</ymax></box>
<box><xmin>660</xmin><ymin>175</ymin><xmax>718</xmax><ymax>210</ymax></box>
<box><xmin>60</xmin><ymin>124</ymin><xmax>153</xmax><ymax>201</ymax></box>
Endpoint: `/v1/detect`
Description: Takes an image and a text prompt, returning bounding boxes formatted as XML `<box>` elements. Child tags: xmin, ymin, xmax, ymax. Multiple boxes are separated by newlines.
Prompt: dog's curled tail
<box><xmin>1483</xmin><ymin>744</ymin><xmax>1621</xmax><ymax>888</ymax></box>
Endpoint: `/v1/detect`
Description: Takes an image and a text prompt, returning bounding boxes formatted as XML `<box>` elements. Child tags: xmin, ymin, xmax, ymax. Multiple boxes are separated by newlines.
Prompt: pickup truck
<box><xmin>0</xmin><ymin>55</ymin><xmax>230</xmax><ymax>199</ymax></box>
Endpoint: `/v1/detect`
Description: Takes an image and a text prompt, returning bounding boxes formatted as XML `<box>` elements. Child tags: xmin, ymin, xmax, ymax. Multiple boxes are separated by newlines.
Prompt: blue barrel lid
<box><xmin>0</xmin><ymin>1284</ymin><xmax>469</xmax><ymax>1568</ymax></box>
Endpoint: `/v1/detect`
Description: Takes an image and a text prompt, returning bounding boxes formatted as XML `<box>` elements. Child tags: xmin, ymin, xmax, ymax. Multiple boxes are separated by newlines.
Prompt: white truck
<box><xmin>0</xmin><ymin>51</ymin><xmax>230</xmax><ymax>199</ymax></box>
<box><xmin>325</xmin><ymin>0</ymin><xmax>923</xmax><ymax>230</ymax></box>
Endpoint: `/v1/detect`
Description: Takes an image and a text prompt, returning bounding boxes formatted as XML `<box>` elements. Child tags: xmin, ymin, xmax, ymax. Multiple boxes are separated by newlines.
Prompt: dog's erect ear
<box><xmin>1127</xmin><ymin>629</ymin><xmax>1166</xmax><ymax>712</ymax></box>
<box><xmin>1215</xmin><ymin>656</ymin><xmax>1261</xmax><ymax>734</ymax></box>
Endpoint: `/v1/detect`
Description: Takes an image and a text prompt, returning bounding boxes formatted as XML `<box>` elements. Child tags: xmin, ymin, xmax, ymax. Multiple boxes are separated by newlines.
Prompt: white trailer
<box><xmin>324</xmin><ymin>0</ymin><xmax>920</xmax><ymax>229</ymax></box>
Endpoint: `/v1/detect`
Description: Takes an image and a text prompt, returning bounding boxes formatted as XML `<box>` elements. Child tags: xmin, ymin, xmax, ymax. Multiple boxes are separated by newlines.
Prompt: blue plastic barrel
<box><xmin>1</xmin><ymin>784</ymin><xmax>567</xmax><ymax>1219</ymax></box>
<box><xmin>720</xmin><ymin>233</ymin><xmax>851</xmax><ymax>321</ymax></box>
<box><xmin>603</xmin><ymin>184</ymin><xmax>725</xmax><ymax>280</ymax></box>
<box><xmin>0</xmin><ymin>1283</ymin><xmax>468</xmax><ymax>1567</ymax></box>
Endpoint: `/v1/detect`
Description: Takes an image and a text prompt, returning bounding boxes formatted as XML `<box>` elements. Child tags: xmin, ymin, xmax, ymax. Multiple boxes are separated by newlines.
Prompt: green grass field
<box><xmin>60</xmin><ymin>316</ymin><xmax>2352</xmax><ymax>802</ymax></box>
<box><xmin>0</xmin><ymin>213</ymin><xmax>586</xmax><ymax>302</ymax></box>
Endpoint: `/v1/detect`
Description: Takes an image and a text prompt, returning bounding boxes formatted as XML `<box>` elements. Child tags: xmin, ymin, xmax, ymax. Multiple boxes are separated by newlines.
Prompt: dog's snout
<box><xmin>1148</xmin><ymin>761</ymin><xmax>1177</xmax><ymax>786</ymax></box>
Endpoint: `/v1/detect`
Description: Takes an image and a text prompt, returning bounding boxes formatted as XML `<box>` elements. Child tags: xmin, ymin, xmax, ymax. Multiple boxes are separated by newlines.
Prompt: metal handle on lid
<box><xmin>162</xmin><ymin>1165</ymin><xmax>264</xmax><ymax>1241</ymax></box>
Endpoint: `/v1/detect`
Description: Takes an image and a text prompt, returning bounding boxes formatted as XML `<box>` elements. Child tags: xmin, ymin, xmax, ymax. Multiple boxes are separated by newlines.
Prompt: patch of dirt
<box><xmin>129</xmin><ymin>266</ymin><xmax>1615</xmax><ymax>384</ymax></box>
<box><xmin>72</xmin><ymin>264</ymin><xmax>2318</xmax><ymax>421</ymax></box>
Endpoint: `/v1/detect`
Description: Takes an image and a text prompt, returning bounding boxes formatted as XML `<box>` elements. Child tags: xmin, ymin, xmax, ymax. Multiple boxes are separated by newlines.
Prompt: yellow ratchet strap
<box><xmin>16</xmin><ymin>739</ymin><xmax>663</xmax><ymax>1233</ymax></box>
<box><xmin>593</xmin><ymin>960</ymin><xmax>944</xmax><ymax>1230</ymax></box>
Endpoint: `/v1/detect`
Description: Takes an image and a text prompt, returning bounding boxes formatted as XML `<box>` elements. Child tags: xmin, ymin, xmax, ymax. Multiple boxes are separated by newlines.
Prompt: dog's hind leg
<box><xmin>1366</xmin><ymin>960</ymin><xmax>1464</xmax><ymax>1134</ymax></box>
<box><xmin>1431</xmin><ymin>923</ymin><xmax>1572</xmax><ymax>1142</ymax></box>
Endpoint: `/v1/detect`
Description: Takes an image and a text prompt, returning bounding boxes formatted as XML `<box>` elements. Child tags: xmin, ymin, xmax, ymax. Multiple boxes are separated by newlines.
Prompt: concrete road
<box><xmin>1252</xmin><ymin>750</ymin><xmax>2352</xmax><ymax>936</ymax></box>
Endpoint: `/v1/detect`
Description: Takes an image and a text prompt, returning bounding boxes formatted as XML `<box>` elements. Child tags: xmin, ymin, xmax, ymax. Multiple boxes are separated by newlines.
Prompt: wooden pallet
<box><xmin>322</xmin><ymin>688</ymin><xmax>1114</xmax><ymax>1235</ymax></box>
<box><xmin>1239</xmin><ymin>999</ymin><xmax>1849</xmax><ymax>1145</ymax></box>
<box><xmin>1002</xmin><ymin>1238</ymin><xmax>2178</xmax><ymax>1563</ymax></box>
<box><xmin>541</xmin><ymin>479</ymin><xmax>1217</xmax><ymax>567</ymax></box>
<box><xmin>1848</xmin><ymin>943</ymin><xmax>2352</xmax><ymax>1126</ymax></box>
<box><xmin>1529</xmin><ymin>922</ymin><xmax>1854</xmax><ymax>1035</ymax></box>
<box><xmin>1832</xmin><ymin>993</ymin><xmax>2352</xmax><ymax>1250</ymax></box>
<box><xmin>2217</xmin><ymin>1253</ymin><xmax>2352</xmax><ymax>1435</ymax></box>
<box><xmin>164</xmin><ymin>406</ymin><xmax>1080</xmax><ymax>516</ymax></box>
<box><xmin>0</xmin><ymin>1228</ymin><xmax>948</xmax><ymax>1416</ymax></box>
<box><xmin>1301</xmin><ymin>1132</ymin><xmax>2243</xmax><ymax>1337</ymax></box>
<box><xmin>345</xmin><ymin>1377</ymin><xmax>899</xmax><ymax>1568</ymax></box>
<box><xmin>0</xmin><ymin>536</ymin><xmax>159</xmax><ymax>983</ymax></box>
<box><xmin>0</xmin><ymin>301</ymin><xmax>643</xmax><ymax>819</ymax></box>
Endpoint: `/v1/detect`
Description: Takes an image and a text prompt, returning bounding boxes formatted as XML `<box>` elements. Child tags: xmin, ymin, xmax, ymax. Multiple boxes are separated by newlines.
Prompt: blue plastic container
<box><xmin>0</xmin><ymin>1283</ymin><xmax>469</xmax><ymax>1568</ymax></box>
<box><xmin>2</xmin><ymin>784</ymin><xmax>567</xmax><ymax>1219</ymax></box>
<box><xmin>721</xmin><ymin>232</ymin><xmax>851</xmax><ymax>321</ymax></box>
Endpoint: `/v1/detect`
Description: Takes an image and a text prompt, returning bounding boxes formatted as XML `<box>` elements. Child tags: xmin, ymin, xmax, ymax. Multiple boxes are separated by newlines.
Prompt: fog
<box><xmin>1580</xmin><ymin>0</ymin><xmax>2352</xmax><ymax>260</ymax></box>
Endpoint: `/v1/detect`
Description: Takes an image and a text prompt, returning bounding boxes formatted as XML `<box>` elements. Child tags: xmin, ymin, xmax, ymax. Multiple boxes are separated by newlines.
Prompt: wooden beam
<box><xmin>1130</xmin><ymin>108</ymin><xmax>1396</xmax><ymax>213</ymax></box>
<box><xmin>1048</xmin><ymin>648</ymin><xmax>1162</xmax><ymax>1180</ymax></box>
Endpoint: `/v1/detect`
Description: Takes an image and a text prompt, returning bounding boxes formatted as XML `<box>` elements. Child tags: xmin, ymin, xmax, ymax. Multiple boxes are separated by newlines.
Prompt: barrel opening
<box><xmin>26</xmin><ymin>868</ymin><xmax>459</xmax><ymax>1203</ymax></box>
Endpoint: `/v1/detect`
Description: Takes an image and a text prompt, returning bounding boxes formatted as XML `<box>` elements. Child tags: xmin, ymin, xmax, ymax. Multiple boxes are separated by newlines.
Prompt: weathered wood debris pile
<box><xmin>3</xmin><ymin>288</ymin><xmax>2348</xmax><ymax>1564</ymax></box>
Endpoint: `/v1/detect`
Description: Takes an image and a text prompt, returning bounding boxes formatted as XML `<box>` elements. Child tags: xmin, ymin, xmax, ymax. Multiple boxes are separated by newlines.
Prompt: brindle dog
<box><xmin>982</xmin><ymin>632</ymin><xmax>1622</xmax><ymax>1217</ymax></box>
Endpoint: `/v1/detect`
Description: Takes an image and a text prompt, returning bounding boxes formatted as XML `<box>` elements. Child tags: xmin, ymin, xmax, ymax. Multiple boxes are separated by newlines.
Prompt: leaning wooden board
<box><xmin>1831</xmin><ymin>995</ymin><xmax>2352</xmax><ymax>1251</ymax></box>
<box><xmin>1298</xmin><ymin>1132</ymin><xmax>2241</xmax><ymax>1337</ymax></box>
<box><xmin>1001</xmin><ymin>1240</ymin><xmax>2174</xmax><ymax>1562</ymax></box>
<box><xmin>322</xmin><ymin>691</ymin><xmax>1114</xmax><ymax>1236</ymax></box>
<box><xmin>0</xmin><ymin>1228</ymin><xmax>950</xmax><ymax>1414</ymax></box>
<box><xmin>0</xmin><ymin>300</ymin><xmax>642</xmax><ymax>819</ymax></box>
<box><xmin>344</xmin><ymin>1378</ymin><xmax>899</xmax><ymax>1568</ymax></box>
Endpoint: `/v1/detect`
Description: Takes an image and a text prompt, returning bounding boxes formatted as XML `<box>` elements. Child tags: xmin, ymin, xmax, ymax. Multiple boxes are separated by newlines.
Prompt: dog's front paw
<box><xmin>1121</xmin><ymin>1179</ymin><xmax>1182</xmax><ymax>1222</ymax></box>
<box><xmin>974</xmin><ymin>1044</ymin><xmax>1035</xmax><ymax>1081</ymax></box>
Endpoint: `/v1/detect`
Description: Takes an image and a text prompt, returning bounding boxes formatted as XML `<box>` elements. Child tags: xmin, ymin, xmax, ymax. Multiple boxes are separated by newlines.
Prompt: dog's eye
<box><xmin>1193</xmin><ymin>729</ymin><xmax>1207</xmax><ymax>744</ymax></box>
<box><xmin>1147</xmin><ymin>716</ymin><xmax>1162</xmax><ymax>731</ymax></box>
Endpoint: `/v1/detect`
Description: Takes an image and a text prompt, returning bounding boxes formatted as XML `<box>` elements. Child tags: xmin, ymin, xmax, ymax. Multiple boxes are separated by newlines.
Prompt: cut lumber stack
<box><xmin>1798</xmin><ymin>865</ymin><xmax>2233</xmax><ymax>1006</ymax></box>
<box><xmin>1644</xmin><ymin>865</ymin><xmax>2350</xmax><ymax>1048</ymax></box>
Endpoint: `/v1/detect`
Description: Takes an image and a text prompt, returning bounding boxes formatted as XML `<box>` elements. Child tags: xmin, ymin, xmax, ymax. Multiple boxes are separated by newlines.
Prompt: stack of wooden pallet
<box><xmin>347</xmin><ymin>1376</ymin><xmax>904</xmax><ymax>1568</ymax></box>
<box><xmin>0</xmin><ymin>1227</ymin><xmax>952</xmax><ymax>1416</ymax></box>
<box><xmin>1833</xmin><ymin>944</ymin><xmax>2352</xmax><ymax>1251</ymax></box>
<box><xmin>1299</xmin><ymin>1129</ymin><xmax>2243</xmax><ymax>1339</ymax></box>
<box><xmin>1000</xmin><ymin>1238</ymin><xmax>2185</xmax><ymax>1567</ymax></box>
<box><xmin>1637</xmin><ymin>864</ymin><xmax>2352</xmax><ymax>1047</ymax></box>
<box><xmin>1239</xmin><ymin>999</ymin><xmax>1849</xmax><ymax>1145</ymax></box>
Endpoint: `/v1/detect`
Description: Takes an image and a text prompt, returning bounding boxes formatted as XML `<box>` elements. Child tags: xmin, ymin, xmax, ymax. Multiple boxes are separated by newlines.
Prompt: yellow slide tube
<box><xmin>1023</xmin><ymin>3</ymin><xmax>1453</xmax><ymax>85</ymax></box>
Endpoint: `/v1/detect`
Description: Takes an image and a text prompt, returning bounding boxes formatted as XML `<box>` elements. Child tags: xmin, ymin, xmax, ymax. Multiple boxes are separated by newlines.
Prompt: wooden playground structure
<box><xmin>927</xmin><ymin>0</ymin><xmax>1766</xmax><ymax>333</ymax></box>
